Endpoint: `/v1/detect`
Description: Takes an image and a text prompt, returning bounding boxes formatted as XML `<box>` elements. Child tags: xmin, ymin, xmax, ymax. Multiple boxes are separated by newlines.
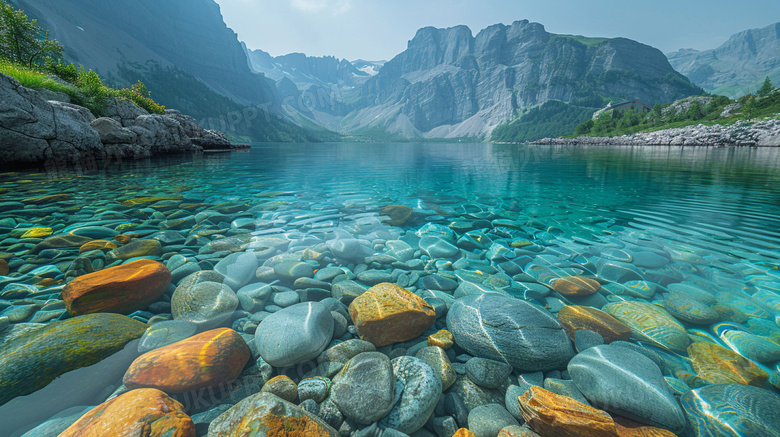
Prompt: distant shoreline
<box><xmin>529</xmin><ymin>119</ymin><xmax>780</xmax><ymax>147</ymax></box>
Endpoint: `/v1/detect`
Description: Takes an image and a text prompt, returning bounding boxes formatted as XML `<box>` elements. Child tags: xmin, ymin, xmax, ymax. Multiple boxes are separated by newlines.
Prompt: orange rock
<box><xmin>552</xmin><ymin>276</ymin><xmax>601</xmax><ymax>296</ymax></box>
<box><xmin>519</xmin><ymin>386</ymin><xmax>619</xmax><ymax>437</ymax></box>
<box><xmin>452</xmin><ymin>429</ymin><xmax>476</xmax><ymax>437</ymax></box>
<box><xmin>558</xmin><ymin>305</ymin><xmax>632</xmax><ymax>343</ymax></box>
<box><xmin>348</xmin><ymin>282</ymin><xmax>436</xmax><ymax>347</ymax></box>
<box><xmin>59</xmin><ymin>388</ymin><xmax>195</xmax><ymax>437</ymax></box>
<box><xmin>79</xmin><ymin>239</ymin><xmax>118</xmax><ymax>252</ymax></box>
<box><xmin>0</xmin><ymin>259</ymin><xmax>8</xmax><ymax>276</ymax></box>
<box><xmin>62</xmin><ymin>259</ymin><xmax>171</xmax><ymax>316</ymax></box>
<box><xmin>688</xmin><ymin>341</ymin><xmax>769</xmax><ymax>387</ymax></box>
<box><xmin>614</xmin><ymin>416</ymin><xmax>677</xmax><ymax>437</ymax></box>
<box><xmin>123</xmin><ymin>328</ymin><xmax>250</xmax><ymax>393</ymax></box>
<box><xmin>113</xmin><ymin>234</ymin><xmax>133</xmax><ymax>244</ymax></box>
<box><xmin>428</xmin><ymin>329</ymin><xmax>455</xmax><ymax>350</ymax></box>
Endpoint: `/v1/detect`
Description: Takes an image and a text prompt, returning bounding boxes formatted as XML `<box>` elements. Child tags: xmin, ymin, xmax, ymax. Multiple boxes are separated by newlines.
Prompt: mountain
<box><xmin>9</xmin><ymin>0</ymin><xmax>332</xmax><ymax>142</ymax></box>
<box><xmin>343</xmin><ymin>21</ymin><xmax>701</xmax><ymax>139</ymax></box>
<box><xmin>246</xmin><ymin>48</ymin><xmax>370</xmax><ymax>90</ymax></box>
<box><xmin>667</xmin><ymin>23</ymin><xmax>780</xmax><ymax>98</ymax></box>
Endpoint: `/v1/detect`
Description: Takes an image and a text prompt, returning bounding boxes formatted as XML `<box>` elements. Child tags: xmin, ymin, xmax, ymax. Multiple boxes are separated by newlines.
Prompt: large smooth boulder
<box><xmin>447</xmin><ymin>294</ymin><xmax>574</xmax><ymax>371</ymax></box>
<box><xmin>255</xmin><ymin>301</ymin><xmax>334</xmax><ymax>367</ymax></box>
<box><xmin>171</xmin><ymin>271</ymin><xmax>239</xmax><ymax>330</ymax></box>
<box><xmin>568</xmin><ymin>344</ymin><xmax>686</xmax><ymax>433</ymax></box>
<box><xmin>62</xmin><ymin>259</ymin><xmax>171</xmax><ymax>316</ymax></box>
<box><xmin>124</xmin><ymin>328</ymin><xmax>250</xmax><ymax>393</ymax></box>
<box><xmin>682</xmin><ymin>384</ymin><xmax>780</xmax><ymax>437</ymax></box>
<box><xmin>0</xmin><ymin>313</ymin><xmax>146</xmax><ymax>406</ymax></box>
<box><xmin>330</xmin><ymin>352</ymin><xmax>396</xmax><ymax>425</ymax></box>
<box><xmin>381</xmin><ymin>356</ymin><xmax>442</xmax><ymax>434</ymax></box>
<box><xmin>59</xmin><ymin>388</ymin><xmax>195</xmax><ymax>437</ymax></box>
<box><xmin>603</xmin><ymin>301</ymin><xmax>691</xmax><ymax>353</ymax></box>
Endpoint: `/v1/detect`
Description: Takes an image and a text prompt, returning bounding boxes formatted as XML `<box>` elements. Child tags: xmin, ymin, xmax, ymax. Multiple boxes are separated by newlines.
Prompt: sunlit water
<box><xmin>2</xmin><ymin>143</ymin><xmax>780</xmax><ymax>435</ymax></box>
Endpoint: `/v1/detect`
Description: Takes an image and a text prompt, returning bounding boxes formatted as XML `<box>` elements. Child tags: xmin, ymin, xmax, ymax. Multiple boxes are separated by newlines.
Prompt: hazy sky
<box><xmin>215</xmin><ymin>0</ymin><xmax>779</xmax><ymax>61</ymax></box>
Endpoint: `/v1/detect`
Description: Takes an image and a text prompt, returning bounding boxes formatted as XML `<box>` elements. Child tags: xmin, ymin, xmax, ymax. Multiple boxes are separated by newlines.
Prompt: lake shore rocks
<box><xmin>533</xmin><ymin>119</ymin><xmax>780</xmax><ymax>147</ymax></box>
<box><xmin>255</xmin><ymin>301</ymin><xmax>334</xmax><ymax>367</ymax></box>
<box><xmin>0</xmin><ymin>72</ymin><xmax>240</xmax><ymax>169</ymax></box>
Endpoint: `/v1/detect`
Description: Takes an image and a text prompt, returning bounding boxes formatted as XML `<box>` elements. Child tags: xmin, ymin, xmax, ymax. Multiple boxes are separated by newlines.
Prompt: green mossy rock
<box><xmin>0</xmin><ymin>313</ymin><xmax>147</xmax><ymax>406</ymax></box>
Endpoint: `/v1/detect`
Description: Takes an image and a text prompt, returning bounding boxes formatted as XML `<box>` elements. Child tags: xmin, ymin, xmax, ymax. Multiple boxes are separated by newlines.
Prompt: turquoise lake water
<box><xmin>2</xmin><ymin>143</ymin><xmax>780</xmax><ymax>435</ymax></box>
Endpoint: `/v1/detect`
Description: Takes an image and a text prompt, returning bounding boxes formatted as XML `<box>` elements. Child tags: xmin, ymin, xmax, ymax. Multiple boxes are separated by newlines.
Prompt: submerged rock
<box><xmin>0</xmin><ymin>313</ymin><xmax>146</xmax><ymax>406</ymax></box>
<box><xmin>447</xmin><ymin>294</ymin><xmax>574</xmax><ymax>371</ymax></box>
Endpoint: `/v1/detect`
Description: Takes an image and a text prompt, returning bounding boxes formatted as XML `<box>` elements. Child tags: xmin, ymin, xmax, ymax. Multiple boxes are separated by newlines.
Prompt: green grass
<box><xmin>491</xmin><ymin>100</ymin><xmax>599</xmax><ymax>143</ymax></box>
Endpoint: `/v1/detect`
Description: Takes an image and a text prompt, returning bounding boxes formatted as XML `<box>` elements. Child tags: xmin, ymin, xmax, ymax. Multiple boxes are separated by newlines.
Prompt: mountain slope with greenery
<box><xmin>8</xmin><ymin>0</ymin><xmax>335</xmax><ymax>142</ymax></box>
<box><xmin>569</xmin><ymin>82</ymin><xmax>780</xmax><ymax>138</ymax></box>
<box><xmin>491</xmin><ymin>100</ymin><xmax>600</xmax><ymax>142</ymax></box>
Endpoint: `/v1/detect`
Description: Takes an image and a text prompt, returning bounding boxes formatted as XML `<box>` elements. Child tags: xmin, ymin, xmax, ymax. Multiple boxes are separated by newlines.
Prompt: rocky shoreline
<box><xmin>531</xmin><ymin>119</ymin><xmax>780</xmax><ymax>147</ymax></box>
<box><xmin>0</xmin><ymin>73</ymin><xmax>236</xmax><ymax>170</ymax></box>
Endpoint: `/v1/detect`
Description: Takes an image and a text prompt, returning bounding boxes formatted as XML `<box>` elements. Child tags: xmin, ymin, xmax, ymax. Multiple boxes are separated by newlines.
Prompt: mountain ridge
<box><xmin>667</xmin><ymin>22</ymin><xmax>780</xmax><ymax>98</ymax></box>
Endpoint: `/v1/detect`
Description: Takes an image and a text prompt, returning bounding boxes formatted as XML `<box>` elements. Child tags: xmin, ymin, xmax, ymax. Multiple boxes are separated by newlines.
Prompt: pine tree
<box><xmin>758</xmin><ymin>76</ymin><xmax>774</xmax><ymax>97</ymax></box>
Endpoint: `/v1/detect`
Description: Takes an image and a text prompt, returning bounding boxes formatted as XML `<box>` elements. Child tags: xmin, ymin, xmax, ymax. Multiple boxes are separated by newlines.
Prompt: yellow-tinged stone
<box><xmin>452</xmin><ymin>429</ymin><xmax>476</xmax><ymax>437</ymax></box>
<box><xmin>36</xmin><ymin>278</ymin><xmax>61</xmax><ymax>287</ymax></box>
<box><xmin>60</xmin><ymin>388</ymin><xmax>195</xmax><ymax>437</ymax></box>
<box><xmin>614</xmin><ymin>416</ymin><xmax>678</xmax><ymax>437</ymax></box>
<box><xmin>121</xmin><ymin>196</ymin><xmax>182</xmax><ymax>207</ymax></box>
<box><xmin>688</xmin><ymin>341</ymin><xmax>769</xmax><ymax>387</ymax></box>
<box><xmin>0</xmin><ymin>259</ymin><xmax>8</xmax><ymax>276</ymax></box>
<box><xmin>79</xmin><ymin>240</ymin><xmax>118</xmax><ymax>252</ymax></box>
<box><xmin>22</xmin><ymin>194</ymin><xmax>71</xmax><ymax>204</ymax></box>
<box><xmin>349</xmin><ymin>282</ymin><xmax>436</xmax><ymax>347</ymax></box>
<box><xmin>520</xmin><ymin>386</ymin><xmax>619</xmax><ymax>437</ymax></box>
<box><xmin>551</xmin><ymin>276</ymin><xmax>601</xmax><ymax>296</ymax></box>
<box><xmin>21</xmin><ymin>227</ymin><xmax>53</xmax><ymax>238</ymax></box>
<box><xmin>379</xmin><ymin>205</ymin><xmax>413</xmax><ymax>226</ymax></box>
<box><xmin>511</xmin><ymin>239</ymin><xmax>533</xmax><ymax>248</ymax></box>
<box><xmin>428</xmin><ymin>329</ymin><xmax>455</xmax><ymax>350</ymax></box>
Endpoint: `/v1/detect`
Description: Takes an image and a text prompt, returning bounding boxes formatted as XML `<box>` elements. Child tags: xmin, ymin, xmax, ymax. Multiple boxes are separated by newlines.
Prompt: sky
<box><xmin>214</xmin><ymin>0</ymin><xmax>780</xmax><ymax>61</ymax></box>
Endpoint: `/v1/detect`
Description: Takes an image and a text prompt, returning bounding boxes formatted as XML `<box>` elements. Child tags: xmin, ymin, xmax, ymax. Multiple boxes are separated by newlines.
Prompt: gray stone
<box><xmin>543</xmin><ymin>378</ymin><xmax>590</xmax><ymax>405</ymax></box>
<box><xmin>415</xmin><ymin>346</ymin><xmax>457</xmax><ymax>391</ymax></box>
<box><xmin>331</xmin><ymin>352</ymin><xmax>396</xmax><ymax>425</ymax></box>
<box><xmin>381</xmin><ymin>356</ymin><xmax>442</xmax><ymax>434</ymax></box>
<box><xmin>419</xmin><ymin>237</ymin><xmax>459</xmax><ymax>259</ymax></box>
<box><xmin>467</xmin><ymin>403</ymin><xmax>520</xmax><ymax>437</ymax></box>
<box><xmin>214</xmin><ymin>252</ymin><xmax>259</xmax><ymax>291</ymax></box>
<box><xmin>137</xmin><ymin>320</ymin><xmax>198</xmax><ymax>353</ymax></box>
<box><xmin>171</xmin><ymin>277</ymin><xmax>238</xmax><ymax>330</ymax></box>
<box><xmin>255</xmin><ymin>301</ymin><xmax>334</xmax><ymax>367</ymax></box>
<box><xmin>298</xmin><ymin>376</ymin><xmax>330</xmax><ymax>403</ymax></box>
<box><xmin>465</xmin><ymin>357</ymin><xmax>513</xmax><ymax>390</ymax></box>
<box><xmin>568</xmin><ymin>344</ymin><xmax>685</xmax><ymax>433</ymax></box>
<box><xmin>318</xmin><ymin>339</ymin><xmax>377</xmax><ymax>364</ymax></box>
<box><xmin>90</xmin><ymin>117</ymin><xmax>137</xmax><ymax>144</ymax></box>
<box><xmin>447</xmin><ymin>294</ymin><xmax>574</xmax><ymax>372</ymax></box>
<box><xmin>272</xmin><ymin>290</ymin><xmax>300</xmax><ymax>308</ymax></box>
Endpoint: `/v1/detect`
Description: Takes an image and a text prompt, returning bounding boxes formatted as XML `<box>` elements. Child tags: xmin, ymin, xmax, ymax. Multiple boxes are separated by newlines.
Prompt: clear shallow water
<box><xmin>2</xmin><ymin>143</ymin><xmax>780</xmax><ymax>435</ymax></box>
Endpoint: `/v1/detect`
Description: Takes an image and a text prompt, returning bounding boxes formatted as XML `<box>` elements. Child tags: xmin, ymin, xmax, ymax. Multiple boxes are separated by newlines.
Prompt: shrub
<box><xmin>46</xmin><ymin>61</ymin><xmax>78</xmax><ymax>83</ymax></box>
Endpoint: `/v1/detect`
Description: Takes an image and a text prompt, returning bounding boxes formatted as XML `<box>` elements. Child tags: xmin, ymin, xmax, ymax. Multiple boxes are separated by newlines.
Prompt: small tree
<box><xmin>0</xmin><ymin>1</ymin><xmax>62</xmax><ymax>68</ymax></box>
<box><xmin>758</xmin><ymin>76</ymin><xmax>773</xmax><ymax>97</ymax></box>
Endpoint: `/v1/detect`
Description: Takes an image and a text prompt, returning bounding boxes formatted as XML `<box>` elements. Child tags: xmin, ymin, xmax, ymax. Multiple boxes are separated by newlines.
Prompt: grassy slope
<box><xmin>569</xmin><ymin>89</ymin><xmax>780</xmax><ymax>138</ymax></box>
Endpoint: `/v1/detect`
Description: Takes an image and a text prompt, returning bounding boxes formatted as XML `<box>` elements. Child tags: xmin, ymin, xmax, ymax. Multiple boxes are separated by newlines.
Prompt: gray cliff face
<box><xmin>349</xmin><ymin>20</ymin><xmax>700</xmax><ymax>139</ymax></box>
<box><xmin>668</xmin><ymin>22</ymin><xmax>780</xmax><ymax>97</ymax></box>
<box><xmin>0</xmin><ymin>73</ymin><xmax>232</xmax><ymax>168</ymax></box>
<box><xmin>12</xmin><ymin>0</ymin><xmax>280</xmax><ymax>108</ymax></box>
